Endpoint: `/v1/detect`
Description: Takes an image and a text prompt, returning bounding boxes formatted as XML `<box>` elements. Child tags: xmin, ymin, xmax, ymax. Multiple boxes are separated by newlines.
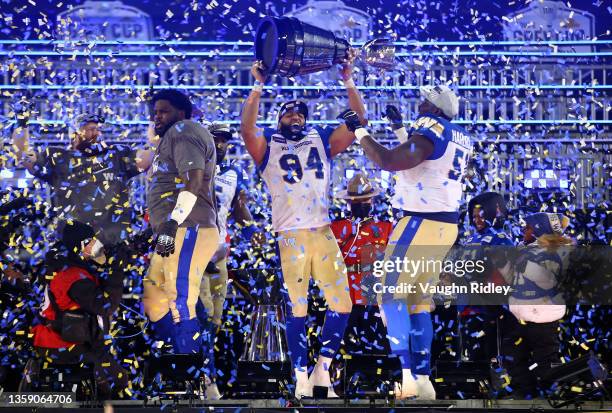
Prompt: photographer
<box><xmin>30</xmin><ymin>220</ymin><xmax>130</xmax><ymax>399</ymax></box>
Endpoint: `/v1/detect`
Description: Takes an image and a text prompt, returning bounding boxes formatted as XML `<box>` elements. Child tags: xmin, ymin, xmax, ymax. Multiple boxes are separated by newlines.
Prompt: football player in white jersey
<box><xmin>240</xmin><ymin>57</ymin><xmax>366</xmax><ymax>398</ymax></box>
<box><xmin>340</xmin><ymin>85</ymin><xmax>473</xmax><ymax>400</ymax></box>
<box><xmin>195</xmin><ymin>123</ymin><xmax>261</xmax><ymax>399</ymax></box>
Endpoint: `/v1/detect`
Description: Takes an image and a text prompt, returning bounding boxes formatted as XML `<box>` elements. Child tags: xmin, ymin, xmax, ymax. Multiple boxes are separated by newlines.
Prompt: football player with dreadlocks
<box><xmin>240</xmin><ymin>54</ymin><xmax>366</xmax><ymax>398</ymax></box>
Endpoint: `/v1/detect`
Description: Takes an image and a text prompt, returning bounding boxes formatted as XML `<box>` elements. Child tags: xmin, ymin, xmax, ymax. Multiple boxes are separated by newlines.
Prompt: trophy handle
<box><xmin>332</xmin><ymin>38</ymin><xmax>351</xmax><ymax>65</ymax></box>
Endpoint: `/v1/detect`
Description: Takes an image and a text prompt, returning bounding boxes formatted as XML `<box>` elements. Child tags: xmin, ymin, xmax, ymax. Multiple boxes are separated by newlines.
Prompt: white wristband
<box><xmin>354</xmin><ymin>127</ymin><xmax>370</xmax><ymax>144</ymax></box>
<box><xmin>170</xmin><ymin>191</ymin><xmax>198</xmax><ymax>225</ymax></box>
<box><xmin>343</xmin><ymin>78</ymin><xmax>356</xmax><ymax>89</ymax></box>
<box><xmin>253</xmin><ymin>81</ymin><xmax>264</xmax><ymax>93</ymax></box>
<box><xmin>394</xmin><ymin>126</ymin><xmax>408</xmax><ymax>143</ymax></box>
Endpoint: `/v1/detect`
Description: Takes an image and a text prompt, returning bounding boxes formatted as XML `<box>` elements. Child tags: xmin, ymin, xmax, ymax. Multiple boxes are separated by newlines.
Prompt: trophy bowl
<box><xmin>255</xmin><ymin>16</ymin><xmax>395</xmax><ymax>77</ymax></box>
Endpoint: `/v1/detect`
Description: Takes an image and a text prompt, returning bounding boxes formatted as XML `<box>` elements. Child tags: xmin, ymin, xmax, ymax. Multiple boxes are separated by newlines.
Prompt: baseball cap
<box><xmin>525</xmin><ymin>213</ymin><xmax>570</xmax><ymax>238</ymax></box>
<box><xmin>208</xmin><ymin>123</ymin><xmax>233</xmax><ymax>140</ymax></box>
<box><xmin>419</xmin><ymin>84</ymin><xmax>459</xmax><ymax>118</ymax></box>
<box><xmin>73</xmin><ymin>113</ymin><xmax>105</xmax><ymax>129</ymax></box>
<box><xmin>278</xmin><ymin>100</ymin><xmax>308</xmax><ymax>121</ymax></box>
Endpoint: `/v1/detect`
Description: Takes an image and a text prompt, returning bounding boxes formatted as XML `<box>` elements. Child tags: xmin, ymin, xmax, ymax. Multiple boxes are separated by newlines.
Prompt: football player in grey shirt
<box><xmin>143</xmin><ymin>89</ymin><xmax>219</xmax><ymax>355</ymax></box>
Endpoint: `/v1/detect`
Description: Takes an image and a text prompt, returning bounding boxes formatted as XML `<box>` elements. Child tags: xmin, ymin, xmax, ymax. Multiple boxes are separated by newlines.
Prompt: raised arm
<box><xmin>339</xmin><ymin>110</ymin><xmax>434</xmax><ymax>172</ymax></box>
<box><xmin>11</xmin><ymin>124</ymin><xmax>38</xmax><ymax>173</ymax></box>
<box><xmin>134</xmin><ymin>123</ymin><xmax>157</xmax><ymax>171</ymax></box>
<box><xmin>240</xmin><ymin>62</ymin><xmax>268</xmax><ymax>166</ymax></box>
<box><xmin>329</xmin><ymin>49</ymin><xmax>367</xmax><ymax>157</ymax></box>
<box><xmin>385</xmin><ymin>104</ymin><xmax>409</xmax><ymax>143</ymax></box>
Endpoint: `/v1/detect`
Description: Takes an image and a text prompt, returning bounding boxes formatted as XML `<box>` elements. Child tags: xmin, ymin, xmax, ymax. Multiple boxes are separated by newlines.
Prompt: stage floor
<box><xmin>1</xmin><ymin>398</ymin><xmax>610</xmax><ymax>412</ymax></box>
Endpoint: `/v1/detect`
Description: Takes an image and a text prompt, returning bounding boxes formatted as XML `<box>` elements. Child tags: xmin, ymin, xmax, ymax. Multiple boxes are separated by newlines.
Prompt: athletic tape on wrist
<box><xmin>253</xmin><ymin>81</ymin><xmax>264</xmax><ymax>93</ymax></box>
<box><xmin>355</xmin><ymin>128</ymin><xmax>370</xmax><ymax>144</ymax></box>
<box><xmin>394</xmin><ymin>127</ymin><xmax>408</xmax><ymax>143</ymax></box>
<box><xmin>170</xmin><ymin>191</ymin><xmax>198</xmax><ymax>225</ymax></box>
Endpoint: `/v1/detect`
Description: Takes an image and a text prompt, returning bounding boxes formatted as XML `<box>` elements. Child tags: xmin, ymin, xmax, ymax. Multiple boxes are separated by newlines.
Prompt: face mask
<box><xmin>350</xmin><ymin>202</ymin><xmax>372</xmax><ymax>219</ymax></box>
<box><xmin>279</xmin><ymin>122</ymin><xmax>305</xmax><ymax>140</ymax></box>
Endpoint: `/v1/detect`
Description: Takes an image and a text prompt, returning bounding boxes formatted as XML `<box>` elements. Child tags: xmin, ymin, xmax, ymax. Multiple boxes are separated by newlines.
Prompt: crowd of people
<box><xmin>0</xmin><ymin>54</ymin><xmax>610</xmax><ymax>403</ymax></box>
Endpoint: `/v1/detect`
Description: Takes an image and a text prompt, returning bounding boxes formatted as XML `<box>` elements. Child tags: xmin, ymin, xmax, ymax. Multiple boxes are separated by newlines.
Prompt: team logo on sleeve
<box><xmin>414</xmin><ymin>117</ymin><xmax>445</xmax><ymax>137</ymax></box>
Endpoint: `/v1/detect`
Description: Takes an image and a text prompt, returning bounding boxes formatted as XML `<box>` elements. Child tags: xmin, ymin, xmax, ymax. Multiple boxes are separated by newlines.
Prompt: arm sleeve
<box><xmin>172</xmin><ymin>135</ymin><xmax>211</xmax><ymax>175</ymax></box>
<box><xmin>412</xmin><ymin>116</ymin><xmax>449</xmax><ymax>160</ymax></box>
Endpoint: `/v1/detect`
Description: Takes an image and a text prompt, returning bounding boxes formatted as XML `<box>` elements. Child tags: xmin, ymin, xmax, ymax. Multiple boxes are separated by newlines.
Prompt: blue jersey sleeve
<box><xmin>235</xmin><ymin>165</ymin><xmax>249</xmax><ymax>193</ymax></box>
<box><xmin>314</xmin><ymin>126</ymin><xmax>334</xmax><ymax>160</ymax></box>
<box><xmin>411</xmin><ymin>115</ymin><xmax>450</xmax><ymax>160</ymax></box>
<box><xmin>229</xmin><ymin>164</ymin><xmax>250</xmax><ymax>206</ymax></box>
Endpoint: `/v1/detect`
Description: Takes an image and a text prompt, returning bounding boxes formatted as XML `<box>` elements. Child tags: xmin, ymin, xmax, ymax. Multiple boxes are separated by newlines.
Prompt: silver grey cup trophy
<box><xmin>255</xmin><ymin>16</ymin><xmax>395</xmax><ymax>77</ymax></box>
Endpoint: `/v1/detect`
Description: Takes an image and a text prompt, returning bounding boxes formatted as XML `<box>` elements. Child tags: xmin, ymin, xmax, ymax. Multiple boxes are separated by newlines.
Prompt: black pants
<box><xmin>501</xmin><ymin>313</ymin><xmax>560</xmax><ymax>398</ymax></box>
<box><xmin>342</xmin><ymin>305</ymin><xmax>390</xmax><ymax>354</ymax></box>
<box><xmin>459</xmin><ymin>307</ymin><xmax>503</xmax><ymax>362</ymax></box>
<box><xmin>35</xmin><ymin>344</ymin><xmax>128</xmax><ymax>399</ymax></box>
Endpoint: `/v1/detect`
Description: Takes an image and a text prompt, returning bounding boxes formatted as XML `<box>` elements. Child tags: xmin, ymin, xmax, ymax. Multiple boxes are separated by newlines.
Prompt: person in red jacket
<box><xmin>30</xmin><ymin>220</ymin><xmax>129</xmax><ymax>399</ymax></box>
<box><xmin>331</xmin><ymin>173</ymin><xmax>393</xmax><ymax>354</ymax></box>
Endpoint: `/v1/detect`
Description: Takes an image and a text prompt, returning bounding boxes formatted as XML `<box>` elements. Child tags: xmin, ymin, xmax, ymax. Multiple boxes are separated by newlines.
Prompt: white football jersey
<box><xmin>260</xmin><ymin>127</ymin><xmax>333</xmax><ymax>232</ymax></box>
<box><xmin>214</xmin><ymin>163</ymin><xmax>248</xmax><ymax>244</ymax></box>
<box><xmin>392</xmin><ymin>114</ymin><xmax>473</xmax><ymax>214</ymax></box>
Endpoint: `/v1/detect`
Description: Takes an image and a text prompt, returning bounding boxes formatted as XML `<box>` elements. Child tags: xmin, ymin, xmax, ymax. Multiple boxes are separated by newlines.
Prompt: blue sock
<box><xmin>381</xmin><ymin>300</ymin><xmax>411</xmax><ymax>369</ymax></box>
<box><xmin>174</xmin><ymin>318</ymin><xmax>202</xmax><ymax>353</ymax></box>
<box><xmin>319</xmin><ymin>310</ymin><xmax>350</xmax><ymax>358</ymax></box>
<box><xmin>410</xmin><ymin>312</ymin><xmax>433</xmax><ymax>375</ymax></box>
<box><xmin>286</xmin><ymin>315</ymin><xmax>308</xmax><ymax>369</ymax></box>
<box><xmin>150</xmin><ymin>312</ymin><xmax>175</xmax><ymax>347</ymax></box>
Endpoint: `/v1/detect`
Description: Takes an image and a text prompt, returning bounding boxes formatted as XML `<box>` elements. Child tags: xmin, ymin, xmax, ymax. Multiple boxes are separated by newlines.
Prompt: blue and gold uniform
<box><xmin>382</xmin><ymin>113</ymin><xmax>473</xmax><ymax>306</ymax></box>
<box><xmin>259</xmin><ymin>123</ymin><xmax>351</xmax><ymax>376</ymax></box>
<box><xmin>380</xmin><ymin>112</ymin><xmax>473</xmax><ymax>390</ymax></box>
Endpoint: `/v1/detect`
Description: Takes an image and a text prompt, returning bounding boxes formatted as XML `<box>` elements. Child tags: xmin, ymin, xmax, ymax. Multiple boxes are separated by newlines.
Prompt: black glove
<box><xmin>155</xmin><ymin>220</ymin><xmax>179</xmax><ymax>257</ymax></box>
<box><xmin>337</xmin><ymin>109</ymin><xmax>361</xmax><ymax>132</ymax></box>
<box><xmin>385</xmin><ymin>105</ymin><xmax>403</xmax><ymax>130</ymax></box>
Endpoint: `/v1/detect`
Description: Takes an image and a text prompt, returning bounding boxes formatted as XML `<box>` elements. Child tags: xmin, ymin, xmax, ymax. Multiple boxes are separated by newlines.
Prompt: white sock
<box><xmin>315</xmin><ymin>356</ymin><xmax>332</xmax><ymax>372</ymax></box>
<box><xmin>403</xmin><ymin>368</ymin><xmax>415</xmax><ymax>381</ymax></box>
<box><xmin>295</xmin><ymin>367</ymin><xmax>309</xmax><ymax>383</ymax></box>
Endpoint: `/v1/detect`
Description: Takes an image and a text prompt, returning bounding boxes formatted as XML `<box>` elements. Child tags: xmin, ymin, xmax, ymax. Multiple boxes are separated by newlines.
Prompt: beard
<box><xmin>154</xmin><ymin>124</ymin><xmax>171</xmax><ymax>137</ymax></box>
<box><xmin>279</xmin><ymin>122</ymin><xmax>305</xmax><ymax>140</ymax></box>
<box><xmin>74</xmin><ymin>136</ymin><xmax>95</xmax><ymax>151</ymax></box>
